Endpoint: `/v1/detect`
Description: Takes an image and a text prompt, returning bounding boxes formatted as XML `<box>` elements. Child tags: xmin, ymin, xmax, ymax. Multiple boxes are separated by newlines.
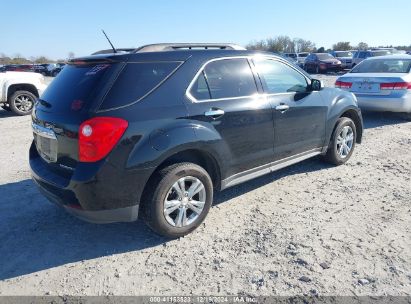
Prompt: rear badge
<box><xmin>71</xmin><ymin>99</ymin><xmax>84</xmax><ymax>111</ymax></box>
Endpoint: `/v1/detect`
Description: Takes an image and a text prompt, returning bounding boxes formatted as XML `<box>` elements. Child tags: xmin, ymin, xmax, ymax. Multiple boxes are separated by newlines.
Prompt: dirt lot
<box><xmin>0</xmin><ymin>75</ymin><xmax>410</xmax><ymax>296</ymax></box>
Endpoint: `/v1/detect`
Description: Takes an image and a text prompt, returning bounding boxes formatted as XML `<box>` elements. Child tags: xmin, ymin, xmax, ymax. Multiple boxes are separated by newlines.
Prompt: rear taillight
<box><xmin>335</xmin><ymin>81</ymin><xmax>352</xmax><ymax>89</ymax></box>
<box><xmin>79</xmin><ymin>117</ymin><xmax>128</xmax><ymax>162</ymax></box>
<box><xmin>380</xmin><ymin>82</ymin><xmax>411</xmax><ymax>90</ymax></box>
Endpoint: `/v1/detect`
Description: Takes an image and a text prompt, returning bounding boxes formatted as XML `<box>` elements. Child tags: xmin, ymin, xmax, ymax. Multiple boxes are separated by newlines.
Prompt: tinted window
<box><xmin>254</xmin><ymin>59</ymin><xmax>308</xmax><ymax>94</ymax></box>
<box><xmin>41</xmin><ymin>63</ymin><xmax>118</xmax><ymax>112</ymax></box>
<box><xmin>351</xmin><ymin>59</ymin><xmax>411</xmax><ymax>73</ymax></box>
<box><xmin>190</xmin><ymin>71</ymin><xmax>211</xmax><ymax>100</ymax></box>
<box><xmin>101</xmin><ymin>61</ymin><xmax>181</xmax><ymax>110</ymax></box>
<box><xmin>203</xmin><ymin>59</ymin><xmax>257</xmax><ymax>99</ymax></box>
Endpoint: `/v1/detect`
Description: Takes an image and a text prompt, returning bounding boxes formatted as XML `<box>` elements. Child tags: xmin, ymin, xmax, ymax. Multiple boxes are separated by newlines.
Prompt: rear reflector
<box><xmin>79</xmin><ymin>117</ymin><xmax>128</xmax><ymax>162</ymax></box>
<box><xmin>380</xmin><ymin>82</ymin><xmax>411</xmax><ymax>90</ymax></box>
<box><xmin>335</xmin><ymin>81</ymin><xmax>352</xmax><ymax>89</ymax></box>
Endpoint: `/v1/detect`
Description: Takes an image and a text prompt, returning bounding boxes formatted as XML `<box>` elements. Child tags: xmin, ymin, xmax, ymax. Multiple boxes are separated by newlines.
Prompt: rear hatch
<box><xmin>32</xmin><ymin>55</ymin><xmax>184</xmax><ymax>169</ymax></box>
<box><xmin>32</xmin><ymin>59</ymin><xmax>124</xmax><ymax>168</ymax></box>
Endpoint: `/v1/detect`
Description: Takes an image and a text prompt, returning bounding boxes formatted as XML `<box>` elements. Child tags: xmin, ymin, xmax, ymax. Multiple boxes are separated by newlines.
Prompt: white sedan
<box><xmin>335</xmin><ymin>55</ymin><xmax>411</xmax><ymax>119</ymax></box>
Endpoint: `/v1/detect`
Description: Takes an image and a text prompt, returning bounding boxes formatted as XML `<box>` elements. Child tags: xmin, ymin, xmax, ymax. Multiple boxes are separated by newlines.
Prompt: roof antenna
<box><xmin>101</xmin><ymin>29</ymin><xmax>117</xmax><ymax>53</ymax></box>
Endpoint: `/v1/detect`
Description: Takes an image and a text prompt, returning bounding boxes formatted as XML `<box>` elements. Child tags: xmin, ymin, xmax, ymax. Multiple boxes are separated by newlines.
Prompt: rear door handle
<box><xmin>275</xmin><ymin>104</ymin><xmax>290</xmax><ymax>112</ymax></box>
<box><xmin>204</xmin><ymin>108</ymin><xmax>225</xmax><ymax>119</ymax></box>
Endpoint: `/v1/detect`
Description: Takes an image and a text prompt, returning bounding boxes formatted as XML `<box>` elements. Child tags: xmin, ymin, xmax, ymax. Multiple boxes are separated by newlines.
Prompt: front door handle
<box><xmin>275</xmin><ymin>104</ymin><xmax>290</xmax><ymax>112</ymax></box>
<box><xmin>204</xmin><ymin>108</ymin><xmax>225</xmax><ymax>119</ymax></box>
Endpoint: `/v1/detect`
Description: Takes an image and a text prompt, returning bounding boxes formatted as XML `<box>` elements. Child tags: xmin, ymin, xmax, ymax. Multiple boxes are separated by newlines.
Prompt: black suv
<box><xmin>30</xmin><ymin>43</ymin><xmax>363</xmax><ymax>237</ymax></box>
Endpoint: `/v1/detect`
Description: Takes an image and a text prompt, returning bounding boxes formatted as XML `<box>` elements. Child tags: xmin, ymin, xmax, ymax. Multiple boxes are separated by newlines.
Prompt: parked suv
<box><xmin>30</xmin><ymin>43</ymin><xmax>363</xmax><ymax>237</ymax></box>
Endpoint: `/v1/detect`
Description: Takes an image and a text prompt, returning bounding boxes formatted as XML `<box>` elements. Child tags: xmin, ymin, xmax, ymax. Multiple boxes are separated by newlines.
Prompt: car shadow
<box><xmin>362</xmin><ymin>111</ymin><xmax>409</xmax><ymax>129</ymax></box>
<box><xmin>0</xmin><ymin>157</ymin><xmax>332</xmax><ymax>281</ymax></box>
<box><xmin>0</xmin><ymin>109</ymin><xmax>18</xmax><ymax>118</ymax></box>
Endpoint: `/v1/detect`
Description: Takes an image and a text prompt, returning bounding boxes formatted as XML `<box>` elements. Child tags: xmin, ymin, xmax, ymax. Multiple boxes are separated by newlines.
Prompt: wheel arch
<box><xmin>7</xmin><ymin>83</ymin><xmax>39</xmax><ymax>101</ymax></box>
<box><xmin>339</xmin><ymin>108</ymin><xmax>363</xmax><ymax>144</ymax></box>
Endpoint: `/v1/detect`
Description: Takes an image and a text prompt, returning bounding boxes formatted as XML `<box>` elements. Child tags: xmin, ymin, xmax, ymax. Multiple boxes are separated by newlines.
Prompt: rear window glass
<box><xmin>317</xmin><ymin>53</ymin><xmax>334</xmax><ymax>60</ymax></box>
<box><xmin>40</xmin><ymin>63</ymin><xmax>118</xmax><ymax>112</ymax></box>
<box><xmin>351</xmin><ymin>59</ymin><xmax>411</xmax><ymax>73</ymax></box>
<box><xmin>100</xmin><ymin>62</ymin><xmax>181</xmax><ymax>110</ymax></box>
<box><xmin>203</xmin><ymin>58</ymin><xmax>257</xmax><ymax>99</ymax></box>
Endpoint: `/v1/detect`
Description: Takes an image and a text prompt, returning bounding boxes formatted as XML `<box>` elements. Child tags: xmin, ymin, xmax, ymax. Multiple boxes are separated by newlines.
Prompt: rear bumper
<box><xmin>355</xmin><ymin>94</ymin><xmax>411</xmax><ymax>113</ymax></box>
<box><xmin>29</xmin><ymin>142</ymin><xmax>152</xmax><ymax>223</ymax></box>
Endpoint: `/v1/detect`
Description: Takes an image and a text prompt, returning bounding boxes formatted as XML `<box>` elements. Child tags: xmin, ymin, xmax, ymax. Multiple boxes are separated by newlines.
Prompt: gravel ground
<box><xmin>0</xmin><ymin>75</ymin><xmax>410</xmax><ymax>296</ymax></box>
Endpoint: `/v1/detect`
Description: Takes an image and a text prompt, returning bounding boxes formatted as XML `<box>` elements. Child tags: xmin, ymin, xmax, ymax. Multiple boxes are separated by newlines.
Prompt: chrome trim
<box><xmin>185</xmin><ymin>55</ymin><xmax>312</xmax><ymax>103</ymax></box>
<box><xmin>32</xmin><ymin>123</ymin><xmax>57</xmax><ymax>140</ymax></box>
<box><xmin>221</xmin><ymin>148</ymin><xmax>323</xmax><ymax>190</ymax></box>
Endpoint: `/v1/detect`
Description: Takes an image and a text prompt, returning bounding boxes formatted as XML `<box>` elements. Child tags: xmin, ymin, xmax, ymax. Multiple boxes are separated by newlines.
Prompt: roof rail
<box><xmin>91</xmin><ymin>43</ymin><xmax>246</xmax><ymax>55</ymax></box>
<box><xmin>133</xmin><ymin>43</ymin><xmax>246</xmax><ymax>53</ymax></box>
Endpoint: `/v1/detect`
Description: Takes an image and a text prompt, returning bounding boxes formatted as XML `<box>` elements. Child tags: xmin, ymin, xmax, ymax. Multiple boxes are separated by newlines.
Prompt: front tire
<box><xmin>8</xmin><ymin>90</ymin><xmax>36</xmax><ymax>115</ymax></box>
<box><xmin>142</xmin><ymin>163</ymin><xmax>213</xmax><ymax>238</ymax></box>
<box><xmin>323</xmin><ymin>117</ymin><xmax>357</xmax><ymax>165</ymax></box>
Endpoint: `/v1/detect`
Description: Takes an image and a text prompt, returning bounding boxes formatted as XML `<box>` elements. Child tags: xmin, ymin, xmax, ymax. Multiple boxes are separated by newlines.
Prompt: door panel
<box><xmin>185</xmin><ymin>58</ymin><xmax>275</xmax><ymax>177</ymax></box>
<box><xmin>253</xmin><ymin>58</ymin><xmax>327</xmax><ymax>161</ymax></box>
<box><xmin>269</xmin><ymin>92</ymin><xmax>327</xmax><ymax>160</ymax></box>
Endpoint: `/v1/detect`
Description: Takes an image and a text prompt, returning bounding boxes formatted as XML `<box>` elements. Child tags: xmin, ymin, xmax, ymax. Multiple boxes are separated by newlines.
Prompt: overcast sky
<box><xmin>1</xmin><ymin>0</ymin><xmax>410</xmax><ymax>59</ymax></box>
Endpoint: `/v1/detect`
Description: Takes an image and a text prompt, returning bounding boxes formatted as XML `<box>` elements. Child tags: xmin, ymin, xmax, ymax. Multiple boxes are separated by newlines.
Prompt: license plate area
<box><xmin>32</xmin><ymin>123</ymin><xmax>58</xmax><ymax>163</ymax></box>
<box><xmin>354</xmin><ymin>82</ymin><xmax>379</xmax><ymax>93</ymax></box>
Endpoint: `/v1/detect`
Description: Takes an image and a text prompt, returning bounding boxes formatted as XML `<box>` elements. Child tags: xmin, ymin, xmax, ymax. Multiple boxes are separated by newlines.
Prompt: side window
<box><xmin>359</xmin><ymin>52</ymin><xmax>366</xmax><ymax>59</ymax></box>
<box><xmin>189</xmin><ymin>71</ymin><xmax>211</xmax><ymax>101</ymax></box>
<box><xmin>254</xmin><ymin>59</ymin><xmax>308</xmax><ymax>94</ymax></box>
<box><xmin>203</xmin><ymin>58</ymin><xmax>257</xmax><ymax>99</ymax></box>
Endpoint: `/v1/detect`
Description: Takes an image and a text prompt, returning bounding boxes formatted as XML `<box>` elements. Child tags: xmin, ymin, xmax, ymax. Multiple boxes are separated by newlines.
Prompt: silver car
<box><xmin>335</xmin><ymin>55</ymin><xmax>411</xmax><ymax>119</ymax></box>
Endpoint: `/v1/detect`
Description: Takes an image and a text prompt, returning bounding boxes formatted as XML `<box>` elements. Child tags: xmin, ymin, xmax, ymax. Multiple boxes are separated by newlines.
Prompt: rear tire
<box><xmin>142</xmin><ymin>162</ymin><xmax>213</xmax><ymax>238</ymax></box>
<box><xmin>323</xmin><ymin>117</ymin><xmax>357</xmax><ymax>165</ymax></box>
<box><xmin>8</xmin><ymin>90</ymin><xmax>36</xmax><ymax>115</ymax></box>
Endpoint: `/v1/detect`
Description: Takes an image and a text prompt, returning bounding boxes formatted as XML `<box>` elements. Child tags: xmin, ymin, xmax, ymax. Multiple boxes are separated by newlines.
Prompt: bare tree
<box><xmin>357</xmin><ymin>42</ymin><xmax>369</xmax><ymax>50</ymax></box>
<box><xmin>68</xmin><ymin>51</ymin><xmax>75</xmax><ymax>59</ymax></box>
<box><xmin>332</xmin><ymin>42</ymin><xmax>352</xmax><ymax>51</ymax></box>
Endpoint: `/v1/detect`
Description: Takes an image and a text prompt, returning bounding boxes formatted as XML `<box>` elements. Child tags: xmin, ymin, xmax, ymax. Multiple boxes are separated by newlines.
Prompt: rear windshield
<box><xmin>351</xmin><ymin>59</ymin><xmax>411</xmax><ymax>73</ymax></box>
<box><xmin>40</xmin><ymin>63</ymin><xmax>119</xmax><ymax>112</ymax></box>
<box><xmin>100</xmin><ymin>61</ymin><xmax>181</xmax><ymax>110</ymax></box>
<box><xmin>298</xmin><ymin>53</ymin><xmax>309</xmax><ymax>57</ymax></box>
<box><xmin>335</xmin><ymin>52</ymin><xmax>353</xmax><ymax>57</ymax></box>
<box><xmin>372</xmin><ymin>51</ymin><xmax>391</xmax><ymax>56</ymax></box>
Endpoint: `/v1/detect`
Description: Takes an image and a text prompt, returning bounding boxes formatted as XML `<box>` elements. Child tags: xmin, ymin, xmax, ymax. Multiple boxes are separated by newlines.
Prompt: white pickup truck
<box><xmin>0</xmin><ymin>71</ymin><xmax>48</xmax><ymax>115</ymax></box>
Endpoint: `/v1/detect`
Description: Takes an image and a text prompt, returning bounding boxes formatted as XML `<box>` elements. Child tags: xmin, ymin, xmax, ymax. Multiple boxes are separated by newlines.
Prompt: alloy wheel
<box><xmin>336</xmin><ymin>126</ymin><xmax>354</xmax><ymax>158</ymax></box>
<box><xmin>13</xmin><ymin>94</ymin><xmax>34</xmax><ymax>113</ymax></box>
<box><xmin>163</xmin><ymin>176</ymin><xmax>206</xmax><ymax>227</ymax></box>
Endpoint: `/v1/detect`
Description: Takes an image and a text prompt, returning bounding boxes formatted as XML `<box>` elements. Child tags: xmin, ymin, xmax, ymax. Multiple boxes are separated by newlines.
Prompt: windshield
<box><xmin>317</xmin><ymin>53</ymin><xmax>334</xmax><ymax>60</ymax></box>
<box><xmin>298</xmin><ymin>53</ymin><xmax>309</xmax><ymax>58</ymax></box>
<box><xmin>286</xmin><ymin>54</ymin><xmax>297</xmax><ymax>58</ymax></box>
<box><xmin>335</xmin><ymin>52</ymin><xmax>353</xmax><ymax>57</ymax></box>
<box><xmin>351</xmin><ymin>59</ymin><xmax>411</xmax><ymax>73</ymax></box>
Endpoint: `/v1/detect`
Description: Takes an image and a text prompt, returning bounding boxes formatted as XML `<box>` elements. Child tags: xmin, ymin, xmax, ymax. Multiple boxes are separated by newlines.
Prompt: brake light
<box><xmin>335</xmin><ymin>81</ymin><xmax>352</xmax><ymax>89</ymax></box>
<box><xmin>79</xmin><ymin>117</ymin><xmax>128</xmax><ymax>162</ymax></box>
<box><xmin>380</xmin><ymin>82</ymin><xmax>411</xmax><ymax>90</ymax></box>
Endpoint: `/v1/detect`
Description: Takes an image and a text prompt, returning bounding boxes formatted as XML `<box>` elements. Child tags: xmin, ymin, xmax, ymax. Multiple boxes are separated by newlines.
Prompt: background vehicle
<box><xmin>335</xmin><ymin>55</ymin><xmax>411</xmax><ymax>119</ymax></box>
<box><xmin>50</xmin><ymin>63</ymin><xmax>65</xmax><ymax>76</ymax></box>
<box><xmin>297</xmin><ymin>52</ymin><xmax>309</xmax><ymax>67</ymax></box>
<box><xmin>330</xmin><ymin>51</ymin><xmax>353</xmax><ymax>69</ymax></box>
<box><xmin>304</xmin><ymin>53</ymin><xmax>342</xmax><ymax>73</ymax></box>
<box><xmin>351</xmin><ymin>50</ymin><xmax>392</xmax><ymax>68</ymax></box>
<box><xmin>30</xmin><ymin>43</ymin><xmax>363</xmax><ymax>238</ymax></box>
<box><xmin>0</xmin><ymin>70</ymin><xmax>47</xmax><ymax>115</ymax></box>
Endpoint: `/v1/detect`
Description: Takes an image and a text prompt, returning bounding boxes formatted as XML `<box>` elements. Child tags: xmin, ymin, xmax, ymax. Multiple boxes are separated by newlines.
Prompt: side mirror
<box><xmin>311</xmin><ymin>79</ymin><xmax>323</xmax><ymax>91</ymax></box>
